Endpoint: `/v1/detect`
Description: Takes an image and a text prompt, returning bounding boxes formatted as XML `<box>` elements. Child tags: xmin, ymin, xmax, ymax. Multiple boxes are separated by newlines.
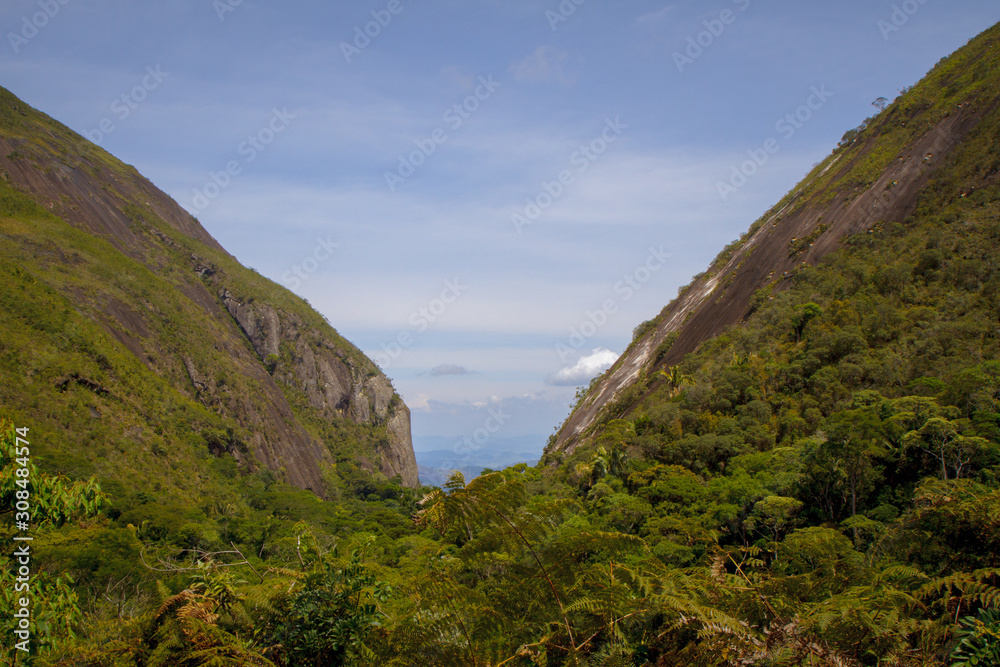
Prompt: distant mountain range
<box><xmin>413</xmin><ymin>434</ymin><xmax>546</xmax><ymax>486</ymax></box>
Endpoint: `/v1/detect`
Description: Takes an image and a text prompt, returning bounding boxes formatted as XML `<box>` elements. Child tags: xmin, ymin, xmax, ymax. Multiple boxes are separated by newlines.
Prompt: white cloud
<box><xmin>410</xmin><ymin>393</ymin><xmax>433</xmax><ymax>411</ymax></box>
<box><xmin>547</xmin><ymin>348</ymin><xmax>618</xmax><ymax>386</ymax></box>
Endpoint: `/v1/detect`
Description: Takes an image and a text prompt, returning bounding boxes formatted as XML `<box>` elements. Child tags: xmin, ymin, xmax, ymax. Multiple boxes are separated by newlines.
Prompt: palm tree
<box><xmin>659</xmin><ymin>365</ymin><xmax>691</xmax><ymax>397</ymax></box>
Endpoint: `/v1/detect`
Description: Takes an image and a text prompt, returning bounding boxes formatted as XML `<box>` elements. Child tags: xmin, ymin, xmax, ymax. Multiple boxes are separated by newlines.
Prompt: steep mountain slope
<box><xmin>550</xmin><ymin>24</ymin><xmax>1000</xmax><ymax>456</ymax></box>
<box><xmin>0</xmin><ymin>85</ymin><xmax>418</xmax><ymax>496</ymax></box>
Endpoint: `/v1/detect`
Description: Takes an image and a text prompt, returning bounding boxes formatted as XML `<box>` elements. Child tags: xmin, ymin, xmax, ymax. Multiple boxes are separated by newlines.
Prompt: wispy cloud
<box><xmin>635</xmin><ymin>5</ymin><xmax>677</xmax><ymax>27</ymax></box>
<box><xmin>429</xmin><ymin>364</ymin><xmax>473</xmax><ymax>376</ymax></box>
<box><xmin>408</xmin><ymin>392</ymin><xmax>567</xmax><ymax>439</ymax></box>
<box><xmin>6</xmin><ymin>0</ymin><xmax>995</xmax><ymax>446</ymax></box>
<box><xmin>439</xmin><ymin>66</ymin><xmax>476</xmax><ymax>90</ymax></box>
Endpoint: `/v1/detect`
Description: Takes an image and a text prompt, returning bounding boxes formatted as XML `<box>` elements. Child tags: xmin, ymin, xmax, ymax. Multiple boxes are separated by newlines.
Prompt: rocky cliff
<box><xmin>549</xmin><ymin>25</ymin><xmax>1000</xmax><ymax>456</ymax></box>
<box><xmin>0</xmin><ymin>85</ymin><xmax>418</xmax><ymax>493</ymax></box>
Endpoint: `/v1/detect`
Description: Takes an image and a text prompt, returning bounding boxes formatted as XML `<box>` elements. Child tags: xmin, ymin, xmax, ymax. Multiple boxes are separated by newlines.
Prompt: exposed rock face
<box><xmin>551</xmin><ymin>106</ymin><xmax>985</xmax><ymax>457</ymax></box>
<box><xmin>0</xmin><ymin>86</ymin><xmax>419</xmax><ymax>491</ymax></box>
<box><xmin>218</xmin><ymin>290</ymin><xmax>418</xmax><ymax>487</ymax></box>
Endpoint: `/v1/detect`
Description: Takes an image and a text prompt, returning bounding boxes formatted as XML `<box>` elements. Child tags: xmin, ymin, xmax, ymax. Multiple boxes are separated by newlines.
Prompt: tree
<box><xmin>142</xmin><ymin>574</ymin><xmax>277</xmax><ymax>667</ymax></box>
<box><xmin>270</xmin><ymin>551</ymin><xmax>391</xmax><ymax>667</ymax></box>
<box><xmin>590</xmin><ymin>447</ymin><xmax>609</xmax><ymax>485</ymax></box>
<box><xmin>791</xmin><ymin>302</ymin><xmax>823</xmax><ymax>342</ymax></box>
<box><xmin>415</xmin><ymin>471</ymin><xmax>579</xmax><ymax>660</ymax></box>
<box><xmin>589</xmin><ymin>444</ymin><xmax>627</xmax><ymax>486</ymax></box>
<box><xmin>660</xmin><ymin>365</ymin><xmax>692</xmax><ymax>397</ymax></box>
<box><xmin>839</xmin><ymin>127</ymin><xmax>861</xmax><ymax>147</ymax></box>
<box><xmin>411</xmin><ymin>471</ymin><xmax>644</xmax><ymax>665</ymax></box>
<box><xmin>903</xmin><ymin>417</ymin><xmax>990</xmax><ymax>480</ymax></box>
<box><xmin>873</xmin><ymin>96</ymin><xmax>889</xmax><ymax>111</ymax></box>
<box><xmin>747</xmin><ymin>495</ymin><xmax>803</xmax><ymax>544</ymax></box>
<box><xmin>823</xmin><ymin>408</ymin><xmax>886</xmax><ymax>519</ymax></box>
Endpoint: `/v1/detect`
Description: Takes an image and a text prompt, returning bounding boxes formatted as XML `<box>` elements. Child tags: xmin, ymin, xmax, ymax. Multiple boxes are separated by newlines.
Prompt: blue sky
<box><xmin>2</xmin><ymin>0</ymin><xmax>998</xmax><ymax>450</ymax></box>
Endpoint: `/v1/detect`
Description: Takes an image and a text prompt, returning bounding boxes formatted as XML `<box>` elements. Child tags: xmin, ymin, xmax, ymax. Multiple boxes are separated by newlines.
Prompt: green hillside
<box><xmin>551</xmin><ymin>22</ymin><xmax>1000</xmax><ymax>455</ymax></box>
<box><xmin>3</xmin><ymin>20</ymin><xmax>1000</xmax><ymax>667</ymax></box>
<box><xmin>0</xmin><ymin>76</ymin><xmax>423</xmax><ymax>488</ymax></box>
<box><xmin>0</xmin><ymin>80</ymin><xmax>425</xmax><ymax>663</ymax></box>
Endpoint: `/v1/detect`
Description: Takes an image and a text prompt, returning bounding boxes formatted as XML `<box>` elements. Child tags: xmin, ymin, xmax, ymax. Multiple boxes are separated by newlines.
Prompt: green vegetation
<box><xmin>0</xmin><ymin>76</ymin><xmax>422</xmax><ymax>664</ymax></box>
<box><xmin>0</xmin><ymin>168</ymin><xmax>395</xmax><ymax>499</ymax></box>
<box><xmin>3</xmin><ymin>18</ymin><xmax>1000</xmax><ymax>667</ymax></box>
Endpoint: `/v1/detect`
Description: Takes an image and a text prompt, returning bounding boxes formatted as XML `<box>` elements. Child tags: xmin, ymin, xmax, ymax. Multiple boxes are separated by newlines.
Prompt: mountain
<box><xmin>5</xmin><ymin>23</ymin><xmax>1000</xmax><ymax>667</ymax></box>
<box><xmin>413</xmin><ymin>434</ymin><xmax>546</xmax><ymax>486</ymax></box>
<box><xmin>548</xmin><ymin>23</ymin><xmax>1000</xmax><ymax>458</ymax></box>
<box><xmin>0</xmin><ymin>85</ymin><xmax>418</xmax><ymax>499</ymax></box>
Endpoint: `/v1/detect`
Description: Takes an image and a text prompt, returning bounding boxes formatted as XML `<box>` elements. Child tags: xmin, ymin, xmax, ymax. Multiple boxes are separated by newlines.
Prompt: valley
<box><xmin>2</xmin><ymin>15</ymin><xmax>1000</xmax><ymax>667</ymax></box>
